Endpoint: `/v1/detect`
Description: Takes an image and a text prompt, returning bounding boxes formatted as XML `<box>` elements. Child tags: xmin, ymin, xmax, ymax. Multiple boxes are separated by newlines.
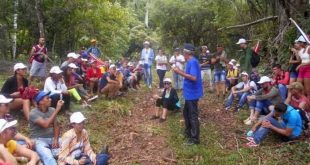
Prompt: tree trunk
<box><xmin>12</xmin><ymin>0</ymin><xmax>18</xmax><ymax>59</ymax></box>
<box><xmin>34</xmin><ymin>0</ymin><xmax>44</xmax><ymax>38</ymax></box>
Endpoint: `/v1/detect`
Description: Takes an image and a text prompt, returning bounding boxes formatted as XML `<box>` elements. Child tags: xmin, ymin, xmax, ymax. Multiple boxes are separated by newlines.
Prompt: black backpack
<box><xmin>298</xmin><ymin>109</ymin><xmax>309</xmax><ymax>130</ymax></box>
<box><xmin>250</xmin><ymin>50</ymin><xmax>260</xmax><ymax>67</ymax></box>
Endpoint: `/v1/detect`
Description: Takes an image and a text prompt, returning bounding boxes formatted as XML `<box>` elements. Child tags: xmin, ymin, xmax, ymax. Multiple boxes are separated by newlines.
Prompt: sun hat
<box><xmin>70</xmin><ymin>112</ymin><xmax>86</xmax><ymax>124</ymax></box>
<box><xmin>0</xmin><ymin>95</ymin><xmax>13</xmax><ymax>104</ymax></box>
<box><xmin>0</xmin><ymin>119</ymin><xmax>17</xmax><ymax>133</ymax></box>
<box><xmin>50</xmin><ymin>66</ymin><xmax>63</xmax><ymax>74</ymax></box>
<box><xmin>91</xmin><ymin>39</ymin><xmax>97</xmax><ymax>43</ymax></box>
<box><xmin>35</xmin><ymin>91</ymin><xmax>50</xmax><ymax>103</ymax></box>
<box><xmin>163</xmin><ymin>78</ymin><xmax>172</xmax><ymax>83</ymax></box>
<box><xmin>257</xmin><ymin>76</ymin><xmax>271</xmax><ymax>84</ymax></box>
<box><xmin>14</xmin><ymin>63</ymin><xmax>27</xmax><ymax>71</ymax></box>
<box><xmin>236</xmin><ymin>38</ymin><xmax>247</xmax><ymax>45</ymax></box>
<box><xmin>68</xmin><ymin>63</ymin><xmax>78</xmax><ymax>69</ymax></box>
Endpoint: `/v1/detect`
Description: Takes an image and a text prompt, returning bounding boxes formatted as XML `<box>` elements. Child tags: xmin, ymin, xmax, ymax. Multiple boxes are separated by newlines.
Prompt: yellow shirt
<box><xmin>227</xmin><ymin>69</ymin><xmax>238</xmax><ymax>78</ymax></box>
<box><xmin>6</xmin><ymin>140</ymin><xmax>17</xmax><ymax>154</ymax></box>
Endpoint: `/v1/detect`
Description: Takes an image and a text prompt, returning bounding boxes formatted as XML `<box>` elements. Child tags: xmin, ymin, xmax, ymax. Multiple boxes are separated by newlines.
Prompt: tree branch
<box><xmin>217</xmin><ymin>16</ymin><xmax>278</xmax><ymax>31</ymax></box>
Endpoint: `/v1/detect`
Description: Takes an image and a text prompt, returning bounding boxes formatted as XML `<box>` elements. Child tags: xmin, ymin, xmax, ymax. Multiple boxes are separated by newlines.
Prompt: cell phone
<box><xmin>60</xmin><ymin>94</ymin><xmax>63</xmax><ymax>100</ymax></box>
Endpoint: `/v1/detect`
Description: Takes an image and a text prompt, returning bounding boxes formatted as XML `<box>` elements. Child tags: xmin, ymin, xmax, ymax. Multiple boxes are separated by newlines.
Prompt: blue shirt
<box><xmin>282</xmin><ymin>106</ymin><xmax>302</xmax><ymax>138</ymax></box>
<box><xmin>140</xmin><ymin>48</ymin><xmax>155</xmax><ymax>66</ymax></box>
<box><xmin>87</xmin><ymin>46</ymin><xmax>101</xmax><ymax>58</ymax></box>
<box><xmin>183</xmin><ymin>57</ymin><xmax>203</xmax><ymax>100</ymax></box>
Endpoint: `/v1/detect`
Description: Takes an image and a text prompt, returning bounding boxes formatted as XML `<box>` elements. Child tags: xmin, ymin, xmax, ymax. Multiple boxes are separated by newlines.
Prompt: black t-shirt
<box><xmin>99</xmin><ymin>72</ymin><xmax>116</xmax><ymax>89</ymax></box>
<box><xmin>1</xmin><ymin>75</ymin><xmax>28</xmax><ymax>98</ymax></box>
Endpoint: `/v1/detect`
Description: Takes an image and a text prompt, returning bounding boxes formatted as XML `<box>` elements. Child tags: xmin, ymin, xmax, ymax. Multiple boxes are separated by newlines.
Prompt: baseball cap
<box><xmin>35</xmin><ymin>91</ymin><xmax>50</xmax><ymax>103</ymax></box>
<box><xmin>68</xmin><ymin>63</ymin><xmax>78</xmax><ymax>69</ymax></box>
<box><xmin>228</xmin><ymin>62</ymin><xmax>234</xmax><ymax>66</ymax></box>
<box><xmin>257</xmin><ymin>76</ymin><xmax>271</xmax><ymax>84</ymax></box>
<box><xmin>287</xmin><ymin>82</ymin><xmax>304</xmax><ymax>90</ymax></box>
<box><xmin>110</xmin><ymin>64</ymin><xmax>116</xmax><ymax>68</ymax></box>
<box><xmin>295</xmin><ymin>35</ymin><xmax>307</xmax><ymax>43</ymax></box>
<box><xmin>241</xmin><ymin>71</ymin><xmax>249</xmax><ymax>77</ymax></box>
<box><xmin>67</xmin><ymin>52</ymin><xmax>79</xmax><ymax>59</ymax></box>
<box><xmin>163</xmin><ymin>78</ymin><xmax>172</xmax><ymax>83</ymax></box>
<box><xmin>184</xmin><ymin>43</ymin><xmax>195</xmax><ymax>52</ymax></box>
<box><xmin>0</xmin><ymin>119</ymin><xmax>17</xmax><ymax>133</ymax></box>
<box><xmin>143</xmin><ymin>41</ymin><xmax>150</xmax><ymax>45</ymax></box>
<box><xmin>201</xmin><ymin>45</ymin><xmax>208</xmax><ymax>49</ymax></box>
<box><xmin>236</xmin><ymin>38</ymin><xmax>247</xmax><ymax>44</ymax></box>
<box><xmin>14</xmin><ymin>63</ymin><xmax>27</xmax><ymax>71</ymax></box>
<box><xmin>0</xmin><ymin>95</ymin><xmax>13</xmax><ymax>104</ymax></box>
<box><xmin>91</xmin><ymin>39</ymin><xmax>97</xmax><ymax>43</ymax></box>
<box><xmin>50</xmin><ymin>66</ymin><xmax>63</xmax><ymax>74</ymax></box>
<box><xmin>127</xmin><ymin>62</ymin><xmax>133</xmax><ymax>67</ymax></box>
<box><xmin>70</xmin><ymin>112</ymin><xmax>86</xmax><ymax>124</ymax></box>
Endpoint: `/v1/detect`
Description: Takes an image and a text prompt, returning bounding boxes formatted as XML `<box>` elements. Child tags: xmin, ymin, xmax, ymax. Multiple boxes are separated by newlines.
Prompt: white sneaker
<box><xmin>245</xmin><ymin>119</ymin><xmax>253</xmax><ymax>125</ymax></box>
<box><xmin>243</xmin><ymin>117</ymin><xmax>251</xmax><ymax>124</ymax></box>
<box><xmin>87</xmin><ymin>95</ymin><xmax>98</xmax><ymax>102</ymax></box>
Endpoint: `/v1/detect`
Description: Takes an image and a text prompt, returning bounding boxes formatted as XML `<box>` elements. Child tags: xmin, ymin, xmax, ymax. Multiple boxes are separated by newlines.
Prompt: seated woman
<box><xmin>99</xmin><ymin>64</ymin><xmax>121</xmax><ymax>98</ymax></box>
<box><xmin>0</xmin><ymin>63</ymin><xmax>31</xmax><ymax>120</ymax></box>
<box><xmin>0</xmin><ymin>143</ymin><xmax>17</xmax><ymax>165</ymax></box>
<box><xmin>44</xmin><ymin>66</ymin><xmax>70</xmax><ymax>111</ymax></box>
<box><xmin>63</xmin><ymin>63</ymin><xmax>90</xmax><ymax>105</ymax></box>
<box><xmin>226</xmin><ymin>61</ymin><xmax>239</xmax><ymax>90</ymax></box>
<box><xmin>58</xmin><ymin>112</ymin><xmax>109</xmax><ymax>165</ymax></box>
<box><xmin>0</xmin><ymin>95</ymin><xmax>34</xmax><ymax>149</ymax></box>
<box><xmin>151</xmin><ymin>78</ymin><xmax>179</xmax><ymax>122</ymax></box>
<box><xmin>0</xmin><ymin>119</ymin><xmax>39</xmax><ymax>164</ymax></box>
<box><xmin>86</xmin><ymin>60</ymin><xmax>102</xmax><ymax>96</ymax></box>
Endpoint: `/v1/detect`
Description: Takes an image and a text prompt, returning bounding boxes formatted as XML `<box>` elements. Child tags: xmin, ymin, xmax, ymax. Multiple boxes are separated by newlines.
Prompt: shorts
<box><xmin>298</xmin><ymin>65</ymin><xmax>310</xmax><ymax>79</ymax></box>
<box><xmin>214</xmin><ymin>70</ymin><xmax>226</xmax><ymax>82</ymax></box>
<box><xmin>30</xmin><ymin>60</ymin><xmax>46</xmax><ymax>77</ymax></box>
<box><xmin>289</xmin><ymin>71</ymin><xmax>298</xmax><ymax>79</ymax></box>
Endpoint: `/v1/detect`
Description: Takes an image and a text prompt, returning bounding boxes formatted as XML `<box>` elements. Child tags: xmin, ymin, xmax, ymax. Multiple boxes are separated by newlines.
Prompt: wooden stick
<box><xmin>234</xmin><ymin>135</ymin><xmax>245</xmax><ymax>163</ymax></box>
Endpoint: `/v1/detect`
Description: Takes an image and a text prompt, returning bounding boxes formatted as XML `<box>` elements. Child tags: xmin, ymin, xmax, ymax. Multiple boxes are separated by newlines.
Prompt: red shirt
<box><xmin>86</xmin><ymin>67</ymin><xmax>101</xmax><ymax>81</ymax></box>
<box><xmin>32</xmin><ymin>44</ymin><xmax>47</xmax><ymax>63</ymax></box>
<box><xmin>273</xmin><ymin>70</ymin><xmax>289</xmax><ymax>85</ymax></box>
<box><xmin>290</xmin><ymin>95</ymin><xmax>310</xmax><ymax>113</ymax></box>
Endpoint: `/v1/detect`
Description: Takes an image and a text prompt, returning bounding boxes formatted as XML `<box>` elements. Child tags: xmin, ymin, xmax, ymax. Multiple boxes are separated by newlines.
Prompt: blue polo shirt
<box><xmin>183</xmin><ymin>57</ymin><xmax>203</xmax><ymax>100</ymax></box>
<box><xmin>282</xmin><ymin>105</ymin><xmax>302</xmax><ymax>138</ymax></box>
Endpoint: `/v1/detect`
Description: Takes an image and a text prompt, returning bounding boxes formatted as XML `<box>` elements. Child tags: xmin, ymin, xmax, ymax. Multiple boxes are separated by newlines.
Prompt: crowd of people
<box><xmin>0</xmin><ymin>34</ymin><xmax>309</xmax><ymax>164</ymax></box>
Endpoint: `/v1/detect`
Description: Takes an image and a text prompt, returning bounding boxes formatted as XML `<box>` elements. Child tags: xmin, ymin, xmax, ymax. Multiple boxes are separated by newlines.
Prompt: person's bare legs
<box><xmin>304</xmin><ymin>78</ymin><xmax>310</xmax><ymax>99</ymax></box>
<box><xmin>89</xmin><ymin>81</ymin><xmax>95</xmax><ymax>95</ymax></box>
<box><xmin>162</xmin><ymin>108</ymin><xmax>168</xmax><ymax>119</ymax></box>
<box><xmin>9</xmin><ymin>98</ymin><xmax>30</xmax><ymax>120</ymax></box>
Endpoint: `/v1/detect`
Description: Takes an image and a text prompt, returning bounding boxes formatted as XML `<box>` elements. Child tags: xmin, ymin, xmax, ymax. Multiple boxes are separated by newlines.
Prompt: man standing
<box><xmin>199</xmin><ymin>46</ymin><xmax>212</xmax><ymax>90</ymax></box>
<box><xmin>172</xmin><ymin>43</ymin><xmax>203</xmax><ymax>145</ymax></box>
<box><xmin>236</xmin><ymin>38</ymin><xmax>252</xmax><ymax>74</ymax></box>
<box><xmin>29</xmin><ymin>37</ymin><xmax>48</xmax><ymax>82</ymax></box>
<box><xmin>140</xmin><ymin>41</ymin><xmax>155</xmax><ymax>88</ymax></box>
<box><xmin>169</xmin><ymin>48</ymin><xmax>185</xmax><ymax>90</ymax></box>
<box><xmin>87</xmin><ymin>39</ymin><xmax>101</xmax><ymax>58</ymax></box>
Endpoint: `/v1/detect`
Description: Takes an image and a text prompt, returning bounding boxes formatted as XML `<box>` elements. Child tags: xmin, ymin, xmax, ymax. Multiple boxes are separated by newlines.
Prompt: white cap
<box><xmin>295</xmin><ymin>35</ymin><xmax>306</xmax><ymax>43</ymax></box>
<box><xmin>110</xmin><ymin>64</ymin><xmax>116</xmax><ymax>68</ymax></box>
<box><xmin>0</xmin><ymin>119</ymin><xmax>17</xmax><ymax>133</ymax></box>
<box><xmin>127</xmin><ymin>62</ymin><xmax>133</xmax><ymax>67</ymax></box>
<box><xmin>236</xmin><ymin>38</ymin><xmax>247</xmax><ymax>44</ymax></box>
<box><xmin>68</xmin><ymin>63</ymin><xmax>78</xmax><ymax>69</ymax></box>
<box><xmin>230</xmin><ymin>59</ymin><xmax>237</xmax><ymax>63</ymax></box>
<box><xmin>70</xmin><ymin>112</ymin><xmax>86</xmax><ymax>124</ymax></box>
<box><xmin>81</xmin><ymin>58</ymin><xmax>88</xmax><ymax>62</ymax></box>
<box><xmin>228</xmin><ymin>62</ymin><xmax>234</xmax><ymax>66</ymax></box>
<box><xmin>241</xmin><ymin>71</ymin><xmax>249</xmax><ymax>77</ymax></box>
<box><xmin>201</xmin><ymin>45</ymin><xmax>208</xmax><ymax>49</ymax></box>
<box><xmin>143</xmin><ymin>41</ymin><xmax>150</xmax><ymax>45</ymax></box>
<box><xmin>67</xmin><ymin>52</ymin><xmax>79</xmax><ymax>59</ymax></box>
<box><xmin>163</xmin><ymin>78</ymin><xmax>172</xmax><ymax>83</ymax></box>
<box><xmin>0</xmin><ymin>95</ymin><xmax>13</xmax><ymax>104</ymax></box>
<box><xmin>14</xmin><ymin>63</ymin><xmax>27</xmax><ymax>71</ymax></box>
<box><xmin>257</xmin><ymin>76</ymin><xmax>271</xmax><ymax>84</ymax></box>
<box><xmin>236</xmin><ymin>63</ymin><xmax>240</xmax><ymax>67</ymax></box>
<box><xmin>50</xmin><ymin>66</ymin><xmax>63</xmax><ymax>74</ymax></box>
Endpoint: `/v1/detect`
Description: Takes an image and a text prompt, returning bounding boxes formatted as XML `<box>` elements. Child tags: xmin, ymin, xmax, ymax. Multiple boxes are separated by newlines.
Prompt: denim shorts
<box><xmin>290</xmin><ymin>71</ymin><xmax>298</xmax><ymax>79</ymax></box>
<box><xmin>214</xmin><ymin>70</ymin><xmax>226</xmax><ymax>82</ymax></box>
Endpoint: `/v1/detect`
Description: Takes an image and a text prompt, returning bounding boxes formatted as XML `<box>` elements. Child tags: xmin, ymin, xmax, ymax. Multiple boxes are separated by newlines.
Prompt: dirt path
<box><xmin>108</xmin><ymin>89</ymin><xmax>177</xmax><ymax>165</ymax></box>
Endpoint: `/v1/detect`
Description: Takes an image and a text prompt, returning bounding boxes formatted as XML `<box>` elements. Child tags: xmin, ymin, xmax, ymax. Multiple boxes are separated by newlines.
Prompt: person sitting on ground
<box><xmin>0</xmin><ymin>95</ymin><xmax>34</xmax><ymax>150</ymax></box>
<box><xmin>1</xmin><ymin>63</ymin><xmax>32</xmax><ymax>120</ymax></box>
<box><xmin>0</xmin><ymin>143</ymin><xmax>17</xmax><ymax>165</ymax></box>
<box><xmin>271</xmin><ymin>64</ymin><xmax>290</xmax><ymax>101</ymax></box>
<box><xmin>226</xmin><ymin>61</ymin><xmax>239</xmax><ymax>90</ymax></box>
<box><xmin>124</xmin><ymin>62</ymin><xmax>138</xmax><ymax>90</ymax></box>
<box><xmin>250</xmin><ymin>68</ymin><xmax>260</xmax><ymax>86</ymax></box>
<box><xmin>29</xmin><ymin>91</ymin><xmax>64</xmax><ymax>165</ymax></box>
<box><xmin>133</xmin><ymin>61</ymin><xmax>144</xmax><ymax>89</ymax></box>
<box><xmin>116</xmin><ymin>68</ymin><xmax>125</xmax><ymax>92</ymax></box>
<box><xmin>63</xmin><ymin>63</ymin><xmax>90</xmax><ymax>105</ymax></box>
<box><xmin>246</xmin><ymin>76</ymin><xmax>282</xmax><ymax>125</ymax></box>
<box><xmin>99</xmin><ymin>64</ymin><xmax>121</xmax><ymax>98</ymax></box>
<box><xmin>225</xmin><ymin>72</ymin><xmax>257</xmax><ymax>112</ymax></box>
<box><xmin>0</xmin><ymin>119</ymin><xmax>39</xmax><ymax>164</ymax></box>
<box><xmin>61</xmin><ymin>52</ymin><xmax>79</xmax><ymax>69</ymax></box>
<box><xmin>151</xmin><ymin>78</ymin><xmax>179</xmax><ymax>122</ymax></box>
<box><xmin>86</xmin><ymin>60</ymin><xmax>101</xmax><ymax>96</ymax></box>
<box><xmin>44</xmin><ymin>66</ymin><xmax>70</xmax><ymax>111</ymax></box>
<box><xmin>58</xmin><ymin>112</ymin><xmax>109</xmax><ymax>165</ymax></box>
<box><xmin>285</xmin><ymin>82</ymin><xmax>310</xmax><ymax>118</ymax></box>
<box><xmin>245</xmin><ymin>103</ymin><xmax>302</xmax><ymax>147</ymax></box>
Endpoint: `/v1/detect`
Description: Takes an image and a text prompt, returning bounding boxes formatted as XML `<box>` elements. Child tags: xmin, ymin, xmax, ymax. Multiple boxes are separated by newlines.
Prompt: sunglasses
<box><xmin>164</xmin><ymin>82</ymin><xmax>171</xmax><ymax>85</ymax></box>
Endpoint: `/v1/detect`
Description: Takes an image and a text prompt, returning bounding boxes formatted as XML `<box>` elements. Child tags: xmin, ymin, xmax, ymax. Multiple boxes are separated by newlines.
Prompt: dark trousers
<box><xmin>157</xmin><ymin>69</ymin><xmax>166</xmax><ymax>88</ymax></box>
<box><xmin>183</xmin><ymin>100</ymin><xmax>200</xmax><ymax>143</ymax></box>
<box><xmin>50</xmin><ymin>94</ymin><xmax>70</xmax><ymax>111</ymax></box>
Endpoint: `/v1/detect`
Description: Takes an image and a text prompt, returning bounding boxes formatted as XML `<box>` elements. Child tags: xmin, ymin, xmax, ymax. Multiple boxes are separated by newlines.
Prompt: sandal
<box><xmin>244</xmin><ymin>140</ymin><xmax>259</xmax><ymax>147</ymax></box>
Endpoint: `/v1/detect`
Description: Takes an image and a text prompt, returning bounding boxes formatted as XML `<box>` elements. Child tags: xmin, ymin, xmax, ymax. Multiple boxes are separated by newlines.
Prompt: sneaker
<box><xmin>244</xmin><ymin>119</ymin><xmax>253</xmax><ymax>125</ymax></box>
<box><xmin>224</xmin><ymin>106</ymin><xmax>231</xmax><ymax>111</ymax></box>
<box><xmin>183</xmin><ymin>139</ymin><xmax>199</xmax><ymax>146</ymax></box>
<box><xmin>159</xmin><ymin>118</ymin><xmax>166</xmax><ymax>123</ymax></box>
<box><xmin>234</xmin><ymin>107</ymin><xmax>241</xmax><ymax>112</ymax></box>
<box><xmin>243</xmin><ymin>117</ymin><xmax>250</xmax><ymax>124</ymax></box>
<box><xmin>148</xmin><ymin>85</ymin><xmax>152</xmax><ymax>89</ymax></box>
<box><xmin>100</xmin><ymin>145</ymin><xmax>109</xmax><ymax>154</ymax></box>
<box><xmin>150</xmin><ymin>115</ymin><xmax>160</xmax><ymax>120</ymax></box>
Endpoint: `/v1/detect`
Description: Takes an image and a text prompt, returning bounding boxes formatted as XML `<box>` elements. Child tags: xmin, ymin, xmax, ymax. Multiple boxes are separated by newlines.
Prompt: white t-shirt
<box><xmin>155</xmin><ymin>55</ymin><xmax>167</xmax><ymax>70</ymax></box>
<box><xmin>44</xmin><ymin>77</ymin><xmax>68</xmax><ymax>94</ymax></box>
<box><xmin>169</xmin><ymin>55</ymin><xmax>185</xmax><ymax>70</ymax></box>
<box><xmin>235</xmin><ymin>80</ymin><xmax>257</xmax><ymax>94</ymax></box>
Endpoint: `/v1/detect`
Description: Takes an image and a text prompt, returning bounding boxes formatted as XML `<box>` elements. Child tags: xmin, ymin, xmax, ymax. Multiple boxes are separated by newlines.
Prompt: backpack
<box><xmin>298</xmin><ymin>109</ymin><xmax>309</xmax><ymax>130</ymax></box>
<box><xmin>250</xmin><ymin>50</ymin><xmax>260</xmax><ymax>67</ymax></box>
